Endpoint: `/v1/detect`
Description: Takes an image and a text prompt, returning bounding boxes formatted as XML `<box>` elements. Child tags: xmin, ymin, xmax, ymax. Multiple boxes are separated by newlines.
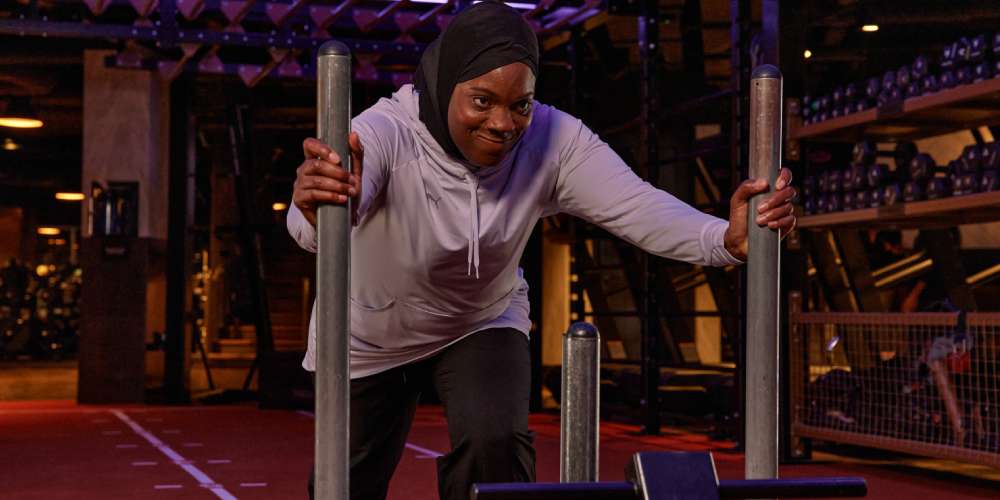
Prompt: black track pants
<box><xmin>308</xmin><ymin>327</ymin><xmax>536</xmax><ymax>500</ymax></box>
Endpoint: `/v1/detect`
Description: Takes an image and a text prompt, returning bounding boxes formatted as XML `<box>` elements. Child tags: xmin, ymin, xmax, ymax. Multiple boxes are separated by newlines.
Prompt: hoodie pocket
<box><xmin>397</xmin><ymin>285</ymin><xmax>517</xmax><ymax>335</ymax></box>
<box><xmin>349</xmin><ymin>296</ymin><xmax>396</xmax><ymax>349</ymax></box>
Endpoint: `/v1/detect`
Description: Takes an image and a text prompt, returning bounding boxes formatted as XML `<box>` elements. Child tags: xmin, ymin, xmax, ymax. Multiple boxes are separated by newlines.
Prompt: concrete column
<box><xmin>77</xmin><ymin>50</ymin><xmax>170</xmax><ymax>404</ymax></box>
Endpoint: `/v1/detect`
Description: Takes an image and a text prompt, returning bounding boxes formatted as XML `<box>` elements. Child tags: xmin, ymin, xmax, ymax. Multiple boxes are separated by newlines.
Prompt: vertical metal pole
<box><xmin>638</xmin><ymin>0</ymin><xmax>661</xmax><ymax>437</ymax></box>
<box><xmin>560</xmin><ymin>322</ymin><xmax>600</xmax><ymax>482</ymax></box>
<box><xmin>315</xmin><ymin>40</ymin><xmax>352</xmax><ymax>500</ymax></box>
<box><xmin>745</xmin><ymin>65</ymin><xmax>782</xmax><ymax>494</ymax></box>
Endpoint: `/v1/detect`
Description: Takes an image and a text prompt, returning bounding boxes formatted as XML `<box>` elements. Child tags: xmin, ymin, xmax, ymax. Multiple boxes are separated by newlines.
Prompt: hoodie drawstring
<box><xmin>466</xmin><ymin>175</ymin><xmax>481</xmax><ymax>279</ymax></box>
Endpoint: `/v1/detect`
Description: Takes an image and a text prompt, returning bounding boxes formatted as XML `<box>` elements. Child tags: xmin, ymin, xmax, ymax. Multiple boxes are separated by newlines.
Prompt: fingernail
<box><xmin>758</xmin><ymin>203</ymin><xmax>768</xmax><ymax>213</ymax></box>
<box><xmin>776</xmin><ymin>179</ymin><xmax>786</xmax><ymax>190</ymax></box>
<box><xmin>328</xmin><ymin>153</ymin><xmax>337</xmax><ymax>161</ymax></box>
<box><xmin>756</xmin><ymin>216</ymin><xmax>765</xmax><ymax>224</ymax></box>
<box><xmin>349</xmin><ymin>188</ymin><xmax>357</xmax><ymax>196</ymax></box>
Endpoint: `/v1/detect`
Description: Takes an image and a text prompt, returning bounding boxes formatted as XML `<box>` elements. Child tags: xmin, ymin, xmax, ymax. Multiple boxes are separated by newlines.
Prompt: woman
<box><xmin>289</xmin><ymin>2</ymin><xmax>796</xmax><ymax>499</ymax></box>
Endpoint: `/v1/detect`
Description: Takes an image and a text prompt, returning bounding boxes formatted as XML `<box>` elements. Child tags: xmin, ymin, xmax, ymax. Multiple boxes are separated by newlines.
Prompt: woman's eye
<box><xmin>472</xmin><ymin>96</ymin><xmax>490</xmax><ymax>108</ymax></box>
<box><xmin>516</xmin><ymin>100</ymin><xmax>533</xmax><ymax>114</ymax></box>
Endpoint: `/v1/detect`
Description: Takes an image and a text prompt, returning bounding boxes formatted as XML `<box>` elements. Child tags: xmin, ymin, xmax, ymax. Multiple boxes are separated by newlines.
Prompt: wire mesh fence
<box><xmin>789</xmin><ymin>312</ymin><xmax>1000</xmax><ymax>467</ymax></box>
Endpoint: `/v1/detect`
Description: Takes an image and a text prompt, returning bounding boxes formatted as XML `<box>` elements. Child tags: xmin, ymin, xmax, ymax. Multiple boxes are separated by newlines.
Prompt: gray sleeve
<box><xmin>286</xmin><ymin>109</ymin><xmax>396</xmax><ymax>253</ymax></box>
<box><xmin>552</xmin><ymin>111</ymin><xmax>743</xmax><ymax>267</ymax></box>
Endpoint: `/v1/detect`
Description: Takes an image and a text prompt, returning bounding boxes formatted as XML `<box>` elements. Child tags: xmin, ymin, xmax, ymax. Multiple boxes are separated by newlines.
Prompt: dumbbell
<box><xmin>940</xmin><ymin>70</ymin><xmax>957</xmax><ymax>89</ymax></box>
<box><xmin>803</xmin><ymin>197</ymin><xmax>817</xmax><ymax>215</ymax></box>
<box><xmin>857</xmin><ymin>189</ymin><xmax>871</xmax><ymax>209</ymax></box>
<box><xmin>941</xmin><ymin>42</ymin><xmax>957</xmax><ymax>70</ymax></box>
<box><xmin>865</xmin><ymin>77</ymin><xmax>881</xmax><ymax>100</ymax></box>
<box><xmin>980</xmin><ymin>170</ymin><xmax>999</xmax><ymax>192</ymax></box>
<box><xmin>961</xmin><ymin>144</ymin><xmax>983</xmax><ymax>173</ymax></box>
<box><xmin>910</xmin><ymin>153</ymin><xmax>939</xmax><ymax>182</ymax></box>
<box><xmin>802</xmin><ymin>175</ymin><xmax>817</xmax><ymax>198</ymax></box>
<box><xmin>847</xmin><ymin>163</ymin><xmax>868</xmax><ymax>191</ymax></box>
<box><xmin>844</xmin><ymin>83</ymin><xmax>859</xmax><ymax>102</ymax></box>
<box><xmin>826</xmin><ymin>169</ymin><xmax>843</xmax><ymax>192</ymax></box>
<box><xmin>926</xmin><ymin>176</ymin><xmax>952</xmax><ymax>200</ymax></box>
<box><xmin>970</xmin><ymin>34</ymin><xmax>989</xmax><ymax>61</ymax></box>
<box><xmin>983</xmin><ymin>143</ymin><xmax>1000</xmax><ymax>170</ymax></box>
<box><xmin>882</xmin><ymin>70</ymin><xmax>897</xmax><ymax>92</ymax></box>
<box><xmin>832</xmin><ymin>86</ymin><xmax>845</xmax><ymax>108</ymax></box>
<box><xmin>911</xmin><ymin>55</ymin><xmax>930</xmax><ymax>81</ymax></box>
<box><xmin>883</xmin><ymin>183</ymin><xmax>903</xmax><ymax>205</ymax></box>
<box><xmin>896</xmin><ymin>65</ymin><xmax>911</xmax><ymax>89</ymax></box>
<box><xmin>827</xmin><ymin>192</ymin><xmax>843</xmax><ymax>212</ymax></box>
<box><xmin>817</xmin><ymin>194</ymin><xmax>829</xmax><ymax>213</ymax></box>
<box><xmin>955</xmin><ymin>37</ymin><xmax>973</xmax><ymax>65</ymax></box>
<box><xmin>843</xmin><ymin>191</ymin><xmax>857</xmax><ymax>210</ymax></box>
<box><xmin>922</xmin><ymin>74</ymin><xmax>940</xmax><ymax>94</ymax></box>
<box><xmin>973</xmin><ymin>62</ymin><xmax>992</xmax><ymax>82</ymax></box>
<box><xmin>903</xmin><ymin>180</ymin><xmax>925</xmax><ymax>202</ymax></box>
<box><xmin>867</xmin><ymin>163</ymin><xmax>890</xmax><ymax>187</ymax></box>
<box><xmin>956</xmin><ymin>66</ymin><xmax>973</xmax><ymax>85</ymax></box>
<box><xmin>819</xmin><ymin>95</ymin><xmax>832</xmax><ymax>112</ymax></box>
<box><xmin>954</xmin><ymin>172</ymin><xmax>981</xmax><ymax>195</ymax></box>
<box><xmin>868</xmin><ymin>187</ymin><xmax>884</xmax><ymax>208</ymax></box>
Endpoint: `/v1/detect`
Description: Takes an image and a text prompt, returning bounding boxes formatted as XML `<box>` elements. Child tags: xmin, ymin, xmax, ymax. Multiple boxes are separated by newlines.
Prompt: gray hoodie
<box><xmin>288</xmin><ymin>84</ymin><xmax>742</xmax><ymax>377</ymax></box>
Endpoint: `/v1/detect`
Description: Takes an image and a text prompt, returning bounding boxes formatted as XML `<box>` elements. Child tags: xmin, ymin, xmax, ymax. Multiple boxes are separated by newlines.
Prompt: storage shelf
<box><xmin>791</xmin><ymin>76</ymin><xmax>1000</xmax><ymax>142</ymax></box>
<box><xmin>798</xmin><ymin>190</ymin><xmax>1000</xmax><ymax>229</ymax></box>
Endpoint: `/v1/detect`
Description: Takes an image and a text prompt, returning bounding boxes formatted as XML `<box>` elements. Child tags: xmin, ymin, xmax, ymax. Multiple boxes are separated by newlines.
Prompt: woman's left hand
<box><xmin>723</xmin><ymin>167</ymin><xmax>797</xmax><ymax>261</ymax></box>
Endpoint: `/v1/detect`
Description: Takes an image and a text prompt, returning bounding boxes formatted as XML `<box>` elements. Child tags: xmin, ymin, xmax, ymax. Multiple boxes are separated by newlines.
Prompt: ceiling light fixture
<box><xmin>2</xmin><ymin>138</ymin><xmax>19</xmax><ymax>150</ymax></box>
<box><xmin>272</xmin><ymin>202</ymin><xmax>288</xmax><ymax>211</ymax></box>
<box><xmin>56</xmin><ymin>192</ymin><xmax>86</xmax><ymax>201</ymax></box>
<box><xmin>861</xmin><ymin>24</ymin><xmax>879</xmax><ymax>32</ymax></box>
<box><xmin>0</xmin><ymin>97</ymin><xmax>44</xmax><ymax>129</ymax></box>
<box><xmin>37</xmin><ymin>227</ymin><xmax>61</xmax><ymax>236</ymax></box>
<box><xmin>803</xmin><ymin>49</ymin><xmax>813</xmax><ymax>59</ymax></box>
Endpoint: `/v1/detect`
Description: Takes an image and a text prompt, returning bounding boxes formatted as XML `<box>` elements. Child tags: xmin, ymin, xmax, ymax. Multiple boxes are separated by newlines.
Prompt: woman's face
<box><xmin>447</xmin><ymin>62</ymin><xmax>535</xmax><ymax>167</ymax></box>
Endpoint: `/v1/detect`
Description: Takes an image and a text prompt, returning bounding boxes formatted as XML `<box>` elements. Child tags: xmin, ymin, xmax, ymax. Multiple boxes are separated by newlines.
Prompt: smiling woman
<box><xmin>287</xmin><ymin>2</ymin><xmax>795</xmax><ymax>500</ymax></box>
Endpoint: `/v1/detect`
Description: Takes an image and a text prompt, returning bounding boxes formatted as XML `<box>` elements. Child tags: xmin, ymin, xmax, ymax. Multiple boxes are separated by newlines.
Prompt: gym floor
<box><xmin>3</xmin><ymin>401</ymin><xmax>998</xmax><ymax>500</ymax></box>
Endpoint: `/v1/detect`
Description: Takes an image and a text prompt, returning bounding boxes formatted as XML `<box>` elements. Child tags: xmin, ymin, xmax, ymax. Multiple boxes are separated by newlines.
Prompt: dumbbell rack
<box><xmin>797</xmin><ymin>190</ymin><xmax>1000</xmax><ymax>229</ymax></box>
<box><xmin>792</xmin><ymin>77</ymin><xmax>1000</xmax><ymax>143</ymax></box>
<box><xmin>793</xmin><ymin>74</ymin><xmax>1000</xmax><ymax>229</ymax></box>
<box><xmin>787</xmin><ymin>72</ymin><xmax>1000</xmax><ymax>468</ymax></box>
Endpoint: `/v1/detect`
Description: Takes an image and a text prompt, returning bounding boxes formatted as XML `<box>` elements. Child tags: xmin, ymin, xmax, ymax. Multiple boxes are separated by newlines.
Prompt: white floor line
<box><xmin>111</xmin><ymin>410</ymin><xmax>238</xmax><ymax>500</ymax></box>
<box><xmin>296</xmin><ymin>409</ymin><xmax>445</xmax><ymax>458</ymax></box>
<box><xmin>405</xmin><ymin>443</ymin><xmax>444</xmax><ymax>458</ymax></box>
<box><xmin>0</xmin><ymin>406</ymin><xmax>236</xmax><ymax>415</ymax></box>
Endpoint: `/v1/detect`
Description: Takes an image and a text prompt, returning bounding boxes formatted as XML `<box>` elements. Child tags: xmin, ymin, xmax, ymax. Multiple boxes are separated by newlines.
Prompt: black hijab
<box><xmin>413</xmin><ymin>1</ymin><xmax>540</xmax><ymax>161</ymax></box>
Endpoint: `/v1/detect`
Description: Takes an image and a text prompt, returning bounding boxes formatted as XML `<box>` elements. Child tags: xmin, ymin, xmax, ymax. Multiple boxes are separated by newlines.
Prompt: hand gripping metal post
<box><xmin>560</xmin><ymin>322</ymin><xmax>600</xmax><ymax>482</ymax></box>
<box><xmin>745</xmin><ymin>64</ymin><xmax>783</xmax><ymax>495</ymax></box>
<box><xmin>315</xmin><ymin>40</ymin><xmax>352</xmax><ymax>500</ymax></box>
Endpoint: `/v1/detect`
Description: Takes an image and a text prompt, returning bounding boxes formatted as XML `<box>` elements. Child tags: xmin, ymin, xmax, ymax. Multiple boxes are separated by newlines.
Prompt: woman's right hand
<box><xmin>293</xmin><ymin>134</ymin><xmax>364</xmax><ymax>227</ymax></box>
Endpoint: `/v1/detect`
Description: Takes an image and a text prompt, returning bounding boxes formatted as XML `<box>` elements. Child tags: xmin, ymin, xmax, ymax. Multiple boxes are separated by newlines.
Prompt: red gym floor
<box><xmin>2</xmin><ymin>401</ymin><xmax>998</xmax><ymax>499</ymax></box>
